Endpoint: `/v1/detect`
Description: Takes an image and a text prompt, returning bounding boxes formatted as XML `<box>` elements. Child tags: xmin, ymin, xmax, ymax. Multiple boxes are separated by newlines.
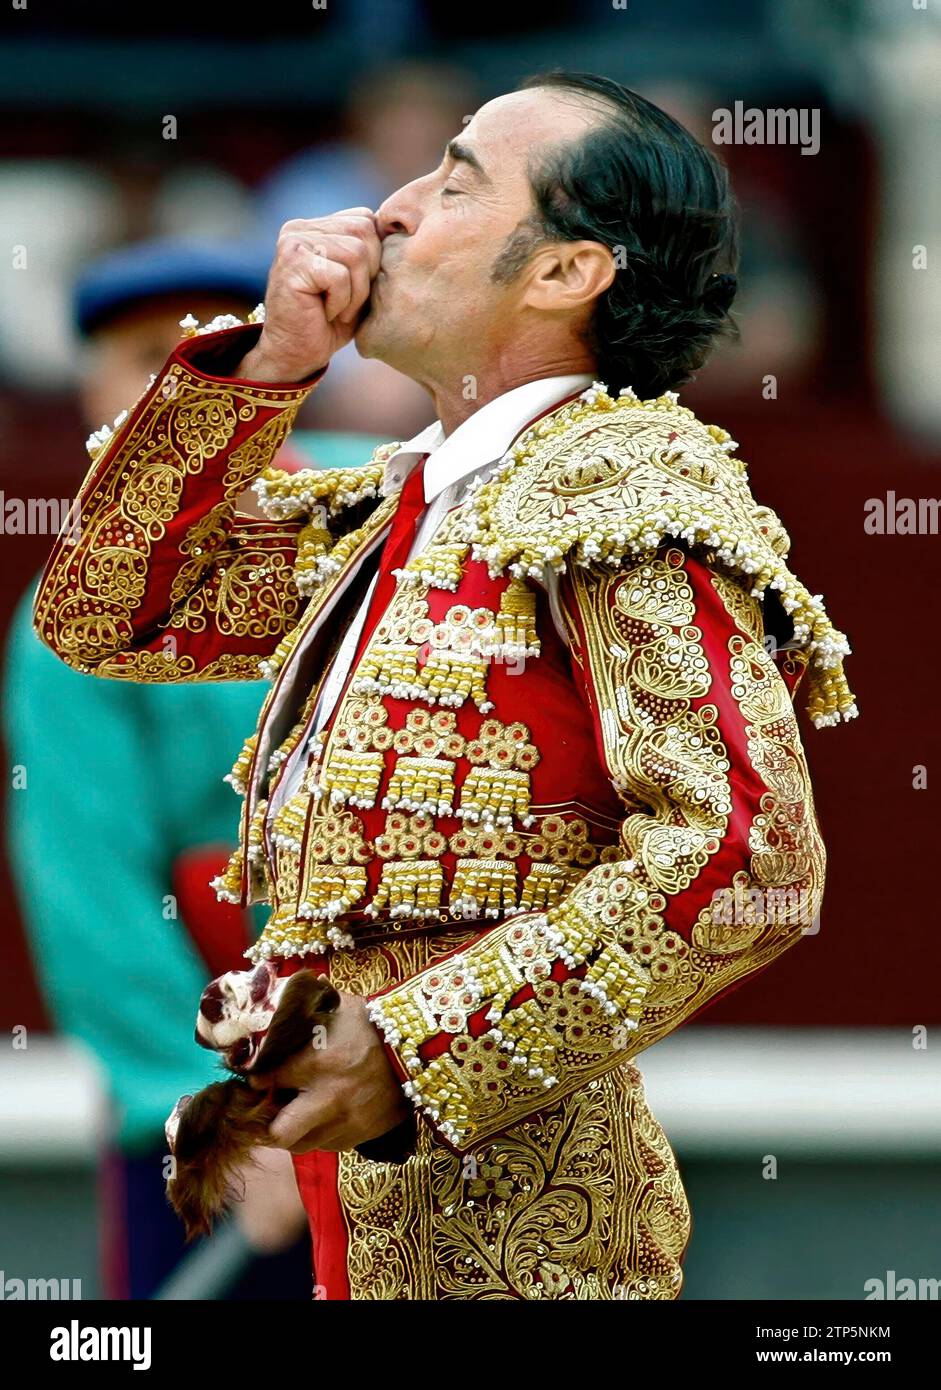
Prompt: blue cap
<box><xmin>74</xmin><ymin>238</ymin><xmax>269</xmax><ymax>338</ymax></box>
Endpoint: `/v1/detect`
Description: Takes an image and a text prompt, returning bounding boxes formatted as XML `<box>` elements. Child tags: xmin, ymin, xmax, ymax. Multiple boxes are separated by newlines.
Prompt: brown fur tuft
<box><xmin>166</xmin><ymin>970</ymin><xmax>341</xmax><ymax>1240</ymax></box>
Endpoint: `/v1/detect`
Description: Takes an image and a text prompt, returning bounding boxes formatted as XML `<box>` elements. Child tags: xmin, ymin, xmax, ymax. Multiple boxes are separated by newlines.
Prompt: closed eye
<box><xmin>441</xmin><ymin>186</ymin><xmax>464</xmax><ymax>197</ymax></box>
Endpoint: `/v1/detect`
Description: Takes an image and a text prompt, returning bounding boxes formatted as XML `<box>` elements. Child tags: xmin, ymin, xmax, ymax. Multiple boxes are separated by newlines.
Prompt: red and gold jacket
<box><xmin>33</xmin><ymin>315</ymin><xmax>857</xmax><ymax>1153</ymax></box>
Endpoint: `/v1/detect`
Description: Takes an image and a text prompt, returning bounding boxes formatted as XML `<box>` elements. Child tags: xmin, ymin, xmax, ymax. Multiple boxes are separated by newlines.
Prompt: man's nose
<box><xmin>375</xmin><ymin>179</ymin><xmax>423</xmax><ymax>240</ymax></box>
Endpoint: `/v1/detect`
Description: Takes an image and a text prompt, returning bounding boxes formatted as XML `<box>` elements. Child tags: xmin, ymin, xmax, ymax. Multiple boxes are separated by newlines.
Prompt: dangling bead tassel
<box><xmin>294</xmin><ymin>519</ymin><xmax>334</xmax><ymax>596</ymax></box>
<box><xmin>224</xmin><ymin>734</ymin><xmax>257</xmax><ymax>797</ymax></box>
<box><xmin>394</xmin><ymin>542</ymin><xmax>469</xmax><ymax>592</ymax></box>
<box><xmin>490</xmin><ymin>578</ymin><xmax>540</xmax><ymax>660</ymax></box>
<box><xmin>210</xmin><ymin>846</ymin><xmax>243</xmax><ymax>904</ymax></box>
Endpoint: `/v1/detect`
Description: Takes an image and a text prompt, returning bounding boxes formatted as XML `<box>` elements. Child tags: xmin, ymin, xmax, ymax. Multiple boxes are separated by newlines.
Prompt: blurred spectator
<box><xmin>0</xmin><ymin>165</ymin><xmax>255</xmax><ymax>391</ymax></box>
<box><xmin>0</xmin><ymin>164</ymin><xmax>120</xmax><ymax>388</ymax></box>
<box><xmin>257</xmin><ymin>62</ymin><xmax>477</xmax><ymax>437</ymax></box>
<box><xmin>3</xmin><ymin>239</ymin><xmax>312</xmax><ymax>1299</ymax></box>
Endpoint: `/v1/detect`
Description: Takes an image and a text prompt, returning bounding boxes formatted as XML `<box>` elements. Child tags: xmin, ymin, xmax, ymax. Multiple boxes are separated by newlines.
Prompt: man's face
<box><xmin>355</xmin><ymin>87</ymin><xmax>598</xmax><ymax>382</ymax></box>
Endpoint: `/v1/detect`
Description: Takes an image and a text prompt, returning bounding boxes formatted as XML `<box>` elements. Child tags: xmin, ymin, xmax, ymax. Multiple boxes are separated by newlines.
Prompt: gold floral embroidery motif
<box><xmin>34</xmin><ymin>360</ymin><xmax>310</xmax><ymax>673</ymax></box>
<box><xmin>94</xmin><ymin>649</ymin><xmax>269</xmax><ymax>683</ymax></box>
<box><xmin>168</xmin><ymin>546</ymin><xmax>301</xmax><ymax>640</ymax></box>
<box><xmin>246</xmin><ymin>805</ymin><xmax>373</xmax><ymax>960</ymax></box>
<box><xmin>221</xmin><ymin>410</ymin><xmax>299</xmax><ymax>496</ymax></box>
<box><xmin>690</xmin><ymin>630</ymin><xmax>826</xmax><ymax>952</ymax></box>
<box><xmin>374</xmin><ymin>810</ymin><xmax>448</xmax><ymax>860</ymax></box>
<box><xmin>368</xmin><ymin>547</ymin><xmax>826</xmax><ymax>1146</ymax></box>
<box><xmin>457</xmin><ymin>718</ymin><xmax>539</xmax><ymax>828</ymax></box>
<box><xmin>169</xmin><ymin>502</ymin><xmax>231</xmax><ymax>603</ymax></box>
<box><xmin>710</xmin><ymin>569</ymin><xmax>765</xmax><ymax>644</ymax></box>
<box><xmin>298</xmin><ymin>811</ymin><xmax>371</xmax><ymax>919</ymax></box>
<box><xmin>450</xmin><ymin>381</ymin><xmax>854</xmax><ymax>727</ymax></box>
<box><xmin>336</xmin><ymin>928</ymin><xmax>690</xmax><ymax>1309</ymax></box>
<box><xmin>596</xmin><ymin>551</ymin><xmax>732</xmax><ymax>894</ymax></box>
<box><xmin>350</xmin><ymin>590</ymin><xmax>497</xmax><ymax>712</ymax></box>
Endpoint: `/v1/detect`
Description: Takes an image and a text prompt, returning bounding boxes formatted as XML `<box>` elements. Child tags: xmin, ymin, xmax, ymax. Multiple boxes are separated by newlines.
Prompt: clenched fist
<box><xmin>238</xmin><ymin>209</ymin><xmax>382</xmax><ymax>383</ymax></box>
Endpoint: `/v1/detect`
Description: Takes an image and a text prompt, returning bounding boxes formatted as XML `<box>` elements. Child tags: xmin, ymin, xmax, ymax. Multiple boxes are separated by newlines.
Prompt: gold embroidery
<box><xmin>450</xmin><ymin>859</ymin><xmax>518</xmax><ymax>919</ymax></box>
<box><xmin>225</xmin><ymin>734</ymin><xmax>257</xmax><ymax>797</ymax></box>
<box><xmin>383</xmin><ymin>757</ymin><xmax>457</xmax><ymax>817</ymax></box>
<box><xmin>368</xmin><ymin>811</ymin><xmax>449</xmax><ymax>920</ymax></box>
<box><xmin>429</xmin><ymin>382</ymin><xmax>854</xmax><ymax>728</ymax></box>
<box><xmin>370</xmin><ymin>861</ymin><xmax>444</xmax><ymax>920</ymax></box>
<box><xmin>375</xmin><ymin>810</ymin><xmax>449</xmax><ymax>861</ymax></box>
<box><xmin>94</xmin><ymin>650</ymin><xmax>267</xmax><ymax>683</ymax></box>
<box><xmin>168</xmin><ymin>545</ymin><xmax>301</xmax><ymax>640</ymax></box>
<box><xmin>34</xmin><ymin>359</ymin><xmax>310</xmax><ymax>675</ymax></box>
<box><xmin>350</xmin><ymin>589</ymin><xmax>495</xmax><ymax>712</ymax></box>
<box><xmin>221</xmin><ymin>411</ymin><xmax>298</xmax><ymax>496</ymax></box>
<box><xmin>169</xmin><ymin>502</ymin><xmax>231</xmax><ymax>603</ymax></box>
<box><xmin>297</xmin><ymin>811</ymin><xmax>372</xmax><ymax>922</ymax></box>
<box><xmin>337</xmin><ymin>993</ymin><xmax>689</xmax><ymax>1303</ymax></box>
<box><xmin>368</xmin><ymin>549</ymin><xmax>826</xmax><ymax>1146</ymax></box>
<box><xmin>491</xmin><ymin>578</ymin><xmax>540</xmax><ymax>659</ymax></box>
<box><xmin>710</xmin><ymin>570</ymin><xmax>764</xmax><ymax>644</ymax></box>
<box><xmin>415</xmin><ymin>649</ymin><xmax>491</xmax><ymax>712</ymax></box>
<box><xmin>256</xmin><ymin>493</ymin><xmax>399</xmax><ymax>685</ymax></box>
<box><xmin>253</xmin><ymin>444</ymin><xmax>397</xmax><ymax>597</ymax></box>
<box><xmin>517</xmin><ymin>862</ymin><xmax>581</xmax><ymax>913</ymax></box>
<box><xmin>253</xmin><ymin>453</ymin><xmax>390</xmax><ymax>521</ymax></box>
<box><xmin>458</xmin><ymin>718</ymin><xmax>540</xmax><ymax>828</ymax></box>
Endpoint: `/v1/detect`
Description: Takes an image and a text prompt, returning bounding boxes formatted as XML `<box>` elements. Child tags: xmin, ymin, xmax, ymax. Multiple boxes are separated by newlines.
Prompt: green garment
<box><xmin>4</xmin><ymin>588</ymin><xmax>267</xmax><ymax>1152</ymax></box>
<box><xmin>3</xmin><ymin>430</ymin><xmax>385</xmax><ymax>1153</ymax></box>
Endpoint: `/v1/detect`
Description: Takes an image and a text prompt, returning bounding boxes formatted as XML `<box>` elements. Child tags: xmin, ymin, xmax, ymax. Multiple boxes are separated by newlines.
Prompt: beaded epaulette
<box><xmin>394</xmin><ymin>382</ymin><xmax>856</xmax><ymax>730</ymax></box>
<box><xmin>252</xmin><ymin>441</ymin><xmax>400</xmax><ymax>597</ymax></box>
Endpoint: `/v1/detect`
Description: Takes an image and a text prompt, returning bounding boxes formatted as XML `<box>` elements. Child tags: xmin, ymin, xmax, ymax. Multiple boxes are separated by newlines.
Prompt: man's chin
<box><xmin>353</xmin><ymin>303</ymin><xmax>384</xmax><ymax>360</ymax></box>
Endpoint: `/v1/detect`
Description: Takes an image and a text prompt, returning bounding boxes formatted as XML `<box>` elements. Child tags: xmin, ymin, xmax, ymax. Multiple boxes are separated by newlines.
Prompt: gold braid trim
<box><xmin>256</xmin><ymin>613</ymin><xmax>308</xmax><ymax>682</ymax></box>
<box><xmin>224</xmin><ymin>733</ymin><xmax>257</xmax><ymax>796</ymax></box>
<box><xmin>368</xmin><ymin>548</ymin><xmax>826</xmax><ymax>1147</ymax></box>
<box><xmin>398</xmin><ymin>383</ymin><xmax>856</xmax><ymax>729</ymax></box>
<box><xmin>252</xmin><ymin>442</ymin><xmax>400</xmax><ymax>596</ymax></box>
<box><xmin>255</xmin><ymin>492</ymin><xmax>398</xmax><ymax>684</ymax></box>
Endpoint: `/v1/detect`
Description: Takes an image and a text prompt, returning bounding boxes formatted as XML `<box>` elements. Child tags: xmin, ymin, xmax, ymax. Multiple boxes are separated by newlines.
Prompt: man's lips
<box><xmin>358</xmin><ymin>269</ymin><xmax>386</xmax><ymax>324</ymax></box>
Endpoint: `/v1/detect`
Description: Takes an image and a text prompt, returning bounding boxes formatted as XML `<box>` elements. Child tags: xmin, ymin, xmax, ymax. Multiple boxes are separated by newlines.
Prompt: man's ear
<box><xmin>524</xmin><ymin>240</ymin><xmax>616</xmax><ymax>313</ymax></box>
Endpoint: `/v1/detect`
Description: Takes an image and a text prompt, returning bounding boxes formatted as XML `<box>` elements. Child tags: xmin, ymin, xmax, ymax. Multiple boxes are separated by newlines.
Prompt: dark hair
<box><xmin>493</xmin><ymin>71</ymin><xmax>740</xmax><ymax>398</ymax></box>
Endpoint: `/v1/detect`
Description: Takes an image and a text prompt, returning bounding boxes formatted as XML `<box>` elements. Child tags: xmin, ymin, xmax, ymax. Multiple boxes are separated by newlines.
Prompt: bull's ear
<box><xmin>167</xmin><ymin>1080</ymin><xmax>276</xmax><ymax>1241</ymax></box>
<box><xmin>251</xmin><ymin>970</ymin><xmax>340</xmax><ymax>1074</ymax></box>
<box><xmin>172</xmin><ymin>1081</ymin><xmax>235</xmax><ymax>1159</ymax></box>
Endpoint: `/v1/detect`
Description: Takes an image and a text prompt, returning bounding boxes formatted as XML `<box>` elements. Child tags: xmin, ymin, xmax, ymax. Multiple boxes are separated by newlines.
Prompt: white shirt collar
<box><xmin>383</xmin><ymin>373</ymin><xmax>595</xmax><ymax>503</ymax></box>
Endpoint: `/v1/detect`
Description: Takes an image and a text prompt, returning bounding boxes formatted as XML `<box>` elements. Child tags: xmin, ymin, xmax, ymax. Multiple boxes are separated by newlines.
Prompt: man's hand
<box><xmin>250</xmin><ymin>991</ymin><xmax>411</xmax><ymax>1154</ymax></box>
<box><xmin>238</xmin><ymin>209</ymin><xmax>382</xmax><ymax>383</ymax></box>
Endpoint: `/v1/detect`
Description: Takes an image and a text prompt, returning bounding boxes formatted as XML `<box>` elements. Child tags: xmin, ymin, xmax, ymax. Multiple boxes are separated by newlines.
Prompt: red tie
<box><xmin>350</xmin><ymin>455</ymin><xmax>428</xmax><ymax>667</ymax></box>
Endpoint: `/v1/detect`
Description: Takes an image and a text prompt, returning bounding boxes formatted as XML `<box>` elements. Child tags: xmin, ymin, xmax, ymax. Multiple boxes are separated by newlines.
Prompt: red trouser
<box><xmin>292</xmin><ymin>1152</ymin><xmax>350</xmax><ymax>1300</ymax></box>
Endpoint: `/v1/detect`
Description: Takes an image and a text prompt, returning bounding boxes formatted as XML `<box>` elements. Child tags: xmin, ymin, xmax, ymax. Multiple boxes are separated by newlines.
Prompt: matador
<box><xmin>33</xmin><ymin>73</ymin><xmax>855</xmax><ymax>1300</ymax></box>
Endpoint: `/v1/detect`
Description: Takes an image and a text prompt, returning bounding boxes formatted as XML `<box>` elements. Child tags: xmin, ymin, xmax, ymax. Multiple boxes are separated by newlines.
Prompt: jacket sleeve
<box><xmin>366</xmin><ymin>544</ymin><xmax>827</xmax><ymax>1150</ymax></box>
<box><xmin>32</xmin><ymin>321</ymin><xmax>325</xmax><ymax>682</ymax></box>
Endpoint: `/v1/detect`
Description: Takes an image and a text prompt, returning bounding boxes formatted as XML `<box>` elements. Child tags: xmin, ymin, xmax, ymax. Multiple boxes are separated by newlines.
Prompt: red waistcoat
<box><xmin>259</xmin><ymin>555</ymin><xmax>624</xmax><ymax>954</ymax></box>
